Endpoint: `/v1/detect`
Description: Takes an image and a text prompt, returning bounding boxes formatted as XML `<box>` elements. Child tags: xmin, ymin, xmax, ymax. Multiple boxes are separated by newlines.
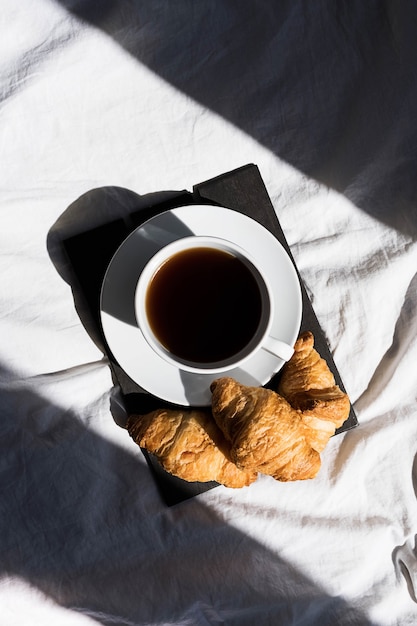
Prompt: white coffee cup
<box><xmin>134</xmin><ymin>236</ymin><xmax>294</xmax><ymax>374</ymax></box>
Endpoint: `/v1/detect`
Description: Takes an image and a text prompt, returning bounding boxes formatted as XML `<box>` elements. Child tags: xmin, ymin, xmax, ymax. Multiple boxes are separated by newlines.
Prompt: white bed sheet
<box><xmin>1</xmin><ymin>1</ymin><xmax>417</xmax><ymax>624</ymax></box>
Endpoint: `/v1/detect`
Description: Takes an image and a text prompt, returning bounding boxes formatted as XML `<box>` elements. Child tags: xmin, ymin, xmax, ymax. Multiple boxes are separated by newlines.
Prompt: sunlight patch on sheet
<box><xmin>0</xmin><ymin>577</ymin><xmax>97</xmax><ymax>625</ymax></box>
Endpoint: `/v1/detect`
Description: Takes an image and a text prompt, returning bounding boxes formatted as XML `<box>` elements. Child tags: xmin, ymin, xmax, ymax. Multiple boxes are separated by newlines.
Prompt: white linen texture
<box><xmin>1</xmin><ymin>1</ymin><xmax>417</xmax><ymax>625</ymax></box>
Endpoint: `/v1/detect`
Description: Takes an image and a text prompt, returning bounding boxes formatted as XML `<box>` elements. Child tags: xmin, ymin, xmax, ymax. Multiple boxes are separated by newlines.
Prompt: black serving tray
<box><xmin>62</xmin><ymin>164</ymin><xmax>358</xmax><ymax>506</ymax></box>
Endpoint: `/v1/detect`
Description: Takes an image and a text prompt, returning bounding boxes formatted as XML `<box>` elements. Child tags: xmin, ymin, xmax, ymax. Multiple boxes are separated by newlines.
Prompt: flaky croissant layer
<box><xmin>126</xmin><ymin>408</ymin><xmax>257</xmax><ymax>488</ymax></box>
<box><xmin>210</xmin><ymin>377</ymin><xmax>322</xmax><ymax>481</ymax></box>
<box><xmin>210</xmin><ymin>332</ymin><xmax>350</xmax><ymax>481</ymax></box>
<box><xmin>277</xmin><ymin>331</ymin><xmax>350</xmax><ymax>452</ymax></box>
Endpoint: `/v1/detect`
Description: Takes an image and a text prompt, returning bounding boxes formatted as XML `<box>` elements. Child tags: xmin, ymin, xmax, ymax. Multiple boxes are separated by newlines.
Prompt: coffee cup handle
<box><xmin>262</xmin><ymin>336</ymin><xmax>294</xmax><ymax>362</ymax></box>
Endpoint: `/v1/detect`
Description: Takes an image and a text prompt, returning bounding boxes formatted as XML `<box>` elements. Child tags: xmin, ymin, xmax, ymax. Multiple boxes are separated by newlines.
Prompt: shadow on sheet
<box><xmin>57</xmin><ymin>0</ymin><xmax>417</xmax><ymax>238</ymax></box>
<box><xmin>0</xmin><ymin>361</ymin><xmax>376</xmax><ymax>626</ymax></box>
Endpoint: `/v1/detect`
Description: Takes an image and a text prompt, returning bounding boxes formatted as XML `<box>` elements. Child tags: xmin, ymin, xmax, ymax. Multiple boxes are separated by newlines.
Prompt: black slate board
<box><xmin>62</xmin><ymin>164</ymin><xmax>358</xmax><ymax>506</ymax></box>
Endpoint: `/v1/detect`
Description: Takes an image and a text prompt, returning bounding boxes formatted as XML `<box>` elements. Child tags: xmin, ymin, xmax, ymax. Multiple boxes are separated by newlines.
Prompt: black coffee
<box><xmin>145</xmin><ymin>247</ymin><xmax>263</xmax><ymax>364</ymax></box>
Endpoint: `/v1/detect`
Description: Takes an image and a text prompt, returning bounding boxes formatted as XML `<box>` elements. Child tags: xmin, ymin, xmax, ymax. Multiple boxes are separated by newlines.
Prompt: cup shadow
<box><xmin>47</xmin><ymin>185</ymin><xmax>193</xmax><ymax>351</ymax></box>
<box><xmin>100</xmin><ymin>210</ymin><xmax>195</xmax><ymax>328</ymax></box>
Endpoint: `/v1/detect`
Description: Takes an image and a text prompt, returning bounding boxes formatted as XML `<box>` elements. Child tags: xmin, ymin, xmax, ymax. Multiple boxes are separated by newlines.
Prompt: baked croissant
<box><xmin>210</xmin><ymin>333</ymin><xmax>350</xmax><ymax>482</ymax></box>
<box><xmin>210</xmin><ymin>377</ymin><xmax>322</xmax><ymax>481</ymax></box>
<box><xmin>126</xmin><ymin>408</ymin><xmax>257</xmax><ymax>488</ymax></box>
<box><xmin>277</xmin><ymin>331</ymin><xmax>350</xmax><ymax>450</ymax></box>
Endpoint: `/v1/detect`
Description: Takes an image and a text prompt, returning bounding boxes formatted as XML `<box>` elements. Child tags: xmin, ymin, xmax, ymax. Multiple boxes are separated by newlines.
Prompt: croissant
<box><xmin>210</xmin><ymin>377</ymin><xmax>322</xmax><ymax>481</ymax></box>
<box><xmin>277</xmin><ymin>331</ymin><xmax>350</xmax><ymax>451</ymax></box>
<box><xmin>126</xmin><ymin>408</ymin><xmax>257</xmax><ymax>488</ymax></box>
<box><xmin>210</xmin><ymin>333</ymin><xmax>351</xmax><ymax>482</ymax></box>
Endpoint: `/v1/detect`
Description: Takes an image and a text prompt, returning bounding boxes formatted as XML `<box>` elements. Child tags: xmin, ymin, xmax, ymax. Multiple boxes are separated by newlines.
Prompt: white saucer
<box><xmin>100</xmin><ymin>205</ymin><xmax>302</xmax><ymax>406</ymax></box>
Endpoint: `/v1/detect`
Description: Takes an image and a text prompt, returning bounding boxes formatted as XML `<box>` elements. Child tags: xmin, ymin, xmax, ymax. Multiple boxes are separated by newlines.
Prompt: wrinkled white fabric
<box><xmin>1</xmin><ymin>1</ymin><xmax>417</xmax><ymax>624</ymax></box>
